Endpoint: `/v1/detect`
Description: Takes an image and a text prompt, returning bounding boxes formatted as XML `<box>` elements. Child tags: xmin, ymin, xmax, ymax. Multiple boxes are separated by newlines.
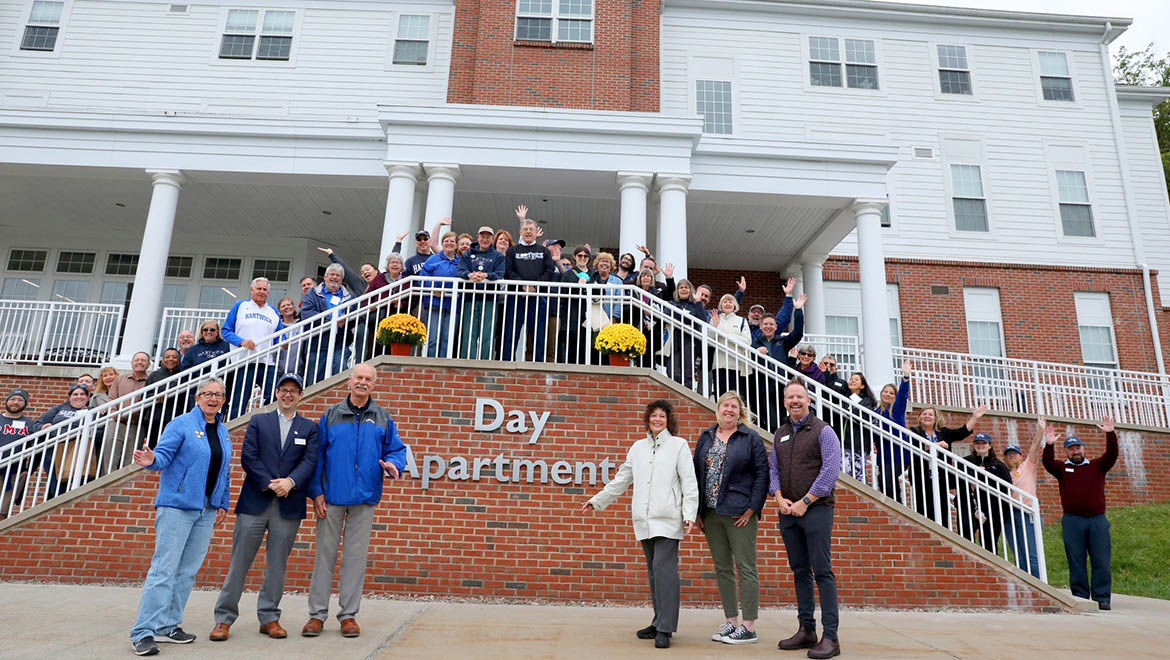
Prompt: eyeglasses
<box><xmin>198</xmin><ymin>392</ymin><xmax>226</xmax><ymax>400</ymax></box>
<box><xmin>800</xmin><ymin>352</ymin><xmax>816</xmax><ymax>358</ymax></box>
<box><xmin>201</xmin><ymin>328</ymin><xmax>217</xmax><ymax>333</ymax></box>
<box><xmin>575</xmin><ymin>254</ymin><xmax>589</xmax><ymax>259</ymax></box>
<box><xmin>821</xmin><ymin>361</ymin><xmax>836</xmax><ymax>367</ymax></box>
<box><xmin>276</xmin><ymin>388</ymin><xmax>301</xmax><ymax>396</ymax></box>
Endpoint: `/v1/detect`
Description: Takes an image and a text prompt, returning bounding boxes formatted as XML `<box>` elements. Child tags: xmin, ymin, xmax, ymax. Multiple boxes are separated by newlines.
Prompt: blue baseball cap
<box><xmin>972</xmin><ymin>432</ymin><xmax>992</xmax><ymax>444</ymax></box>
<box><xmin>1003</xmin><ymin>444</ymin><xmax>1022</xmax><ymax>455</ymax></box>
<box><xmin>1064</xmin><ymin>436</ymin><xmax>1084</xmax><ymax>449</ymax></box>
<box><xmin>276</xmin><ymin>373</ymin><xmax>304</xmax><ymax>391</ymax></box>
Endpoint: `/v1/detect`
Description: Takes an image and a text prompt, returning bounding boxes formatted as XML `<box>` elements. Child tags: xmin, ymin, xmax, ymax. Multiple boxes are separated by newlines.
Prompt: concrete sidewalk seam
<box><xmin>364</xmin><ymin>602</ymin><xmax>430</xmax><ymax>660</ymax></box>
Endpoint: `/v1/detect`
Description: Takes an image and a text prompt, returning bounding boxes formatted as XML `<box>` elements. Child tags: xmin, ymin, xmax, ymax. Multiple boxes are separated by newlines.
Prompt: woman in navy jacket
<box><xmin>874</xmin><ymin>360</ymin><xmax>912</xmax><ymax>502</ymax></box>
<box><xmin>128</xmin><ymin>377</ymin><xmax>232</xmax><ymax>656</ymax></box>
<box><xmin>693</xmin><ymin>392</ymin><xmax>769</xmax><ymax>645</ymax></box>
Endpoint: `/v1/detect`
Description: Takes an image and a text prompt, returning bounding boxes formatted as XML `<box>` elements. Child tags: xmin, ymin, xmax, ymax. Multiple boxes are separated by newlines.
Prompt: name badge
<box><xmin>779</xmin><ymin>435</ymin><xmax>790</xmax><ymax>443</ymax></box>
<box><xmin>329</xmin><ymin>295</ymin><xmax>340</xmax><ymax>305</ymax></box>
<box><xmin>1065</xmin><ymin>468</ymin><xmax>1075</xmax><ymax>473</ymax></box>
<box><xmin>13</xmin><ymin>420</ymin><xmax>25</xmax><ymax>430</ymax></box>
<box><xmin>294</xmin><ymin>437</ymin><xmax>307</xmax><ymax>446</ymax></box>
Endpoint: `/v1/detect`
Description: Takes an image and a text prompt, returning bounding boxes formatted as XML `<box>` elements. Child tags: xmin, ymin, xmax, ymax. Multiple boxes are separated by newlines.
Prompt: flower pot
<box><xmin>390</xmin><ymin>342</ymin><xmax>412</xmax><ymax>356</ymax></box>
<box><xmin>607</xmin><ymin>354</ymin><xmax>630</xmax><ymax>367</ymax></box>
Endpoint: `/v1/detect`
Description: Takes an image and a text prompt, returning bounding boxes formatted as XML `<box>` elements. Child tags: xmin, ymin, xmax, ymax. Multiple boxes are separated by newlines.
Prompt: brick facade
<box><xmin>447</xmin><ymin>0</ymin><xmax>659</xmax><ymax>111</ymax></box>
<box><xmin>0</xmin><ymin>363</ymin><xmax>1072</xmax><ymax>611</ymax></box>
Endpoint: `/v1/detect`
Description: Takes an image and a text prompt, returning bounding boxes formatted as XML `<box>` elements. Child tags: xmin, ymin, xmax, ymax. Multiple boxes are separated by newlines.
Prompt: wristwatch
<box><xmin>801</xmin><ymin>496</ymin><xmax>812</xmax><ymax>506</ymax></box>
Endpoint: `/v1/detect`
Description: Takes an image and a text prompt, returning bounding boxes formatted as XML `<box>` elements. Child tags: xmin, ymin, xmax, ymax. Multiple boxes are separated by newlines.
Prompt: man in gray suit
<box><xmin>209</xmin><ymin>373</ymin><xmax>318</xmax><ymax>641</ymax></box>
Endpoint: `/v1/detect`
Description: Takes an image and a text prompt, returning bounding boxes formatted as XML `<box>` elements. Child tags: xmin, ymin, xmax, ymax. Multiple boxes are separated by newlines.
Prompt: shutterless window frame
<box><xmin>391</xmin><ymin>13</ymin><xmax>432</xmax><ymax>66</ymax></box>
<box><xmin>216</xmin><ymin>7</ymin><xmax>298</xmax><ymax>63</ymax></box>
<box><xmin>251</xmin><ymin>257</ymin><xmax>292</xmax><ymax>283</ymax></box>
<box><xmin>7</xmin><ymin>248</ymin><xmax>48</xmax><ymax>273</ymax></box>
<box><xmin>936</xmin><ymin>43</ymin><xmax>973</xmax><ymax>96</ymax></box>
<box><xmin>203</xmin><ymin>256</ymin><xmax>243</xmax><ymax>281</ymax></box>
<box><xmin>514</xmin><ymin>0</ymin><xmax>594</xmax><ymax>45</ymax></box>
<box><xmin>18</xmin><ymin>0</ymin><xmax>68</xmax><ymax>54</ymax></box>
<box><xmin>56</xmin><ymin>250</ymin><xmax>96</xmax><ymax>274</ymax></box>
<box><xmin>1073</xmin><ymin>291</ymin><xmax>1118</xmax><ymax>368</ymax></box>
<box><xmin>1054</xmin><ymin>169</ymin><xmax>1096</xmax><ymax>238</ymax></box>
<box><xmin>165</xmin><ymin>255</ymin><xmax>194</xmax><ymax>279</ymax></box>
<box><xmin>1036</xmin><ymin>50</ymin><xmax>1076</xmax><ymax>103</ymax></box>
<box><xmin>949</xmin><ymin>163</ymin><xmax>990</xmax><ymax>233</ymax></box>
<box><xmin>806</xmin><ymin>35</ymin><xmax>880</xmax><ymax>91</ymax></box>
<box><xmin>105</xmin><ymin>252</ymin><xmax>140</xmax><ymax>276</ymax></box>
<box><xmin>695</xmin><ymin>79</ymin><xmax>733</xmax><ymax>135</ymax></box>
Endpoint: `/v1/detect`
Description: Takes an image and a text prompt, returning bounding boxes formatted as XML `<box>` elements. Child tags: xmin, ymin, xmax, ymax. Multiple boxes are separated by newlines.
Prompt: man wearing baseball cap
<box><xmin>1042</xmin><ymin>416</ymin><xmax>1118</xmax><ymax>610</ymax></box>
<box><xmin>210</xmin><ymin>373</ymin><xmax>319</xmax><ymax>641</ymax></box>
<box><xmin>456</xmin><ymin>226</ymin><xmax>506</xmax><ymax>359</ymax></box>
<box><xmin>1</xmin><ymin>389</ymin><xmax>38</xmax><ymax>515</ymax></box>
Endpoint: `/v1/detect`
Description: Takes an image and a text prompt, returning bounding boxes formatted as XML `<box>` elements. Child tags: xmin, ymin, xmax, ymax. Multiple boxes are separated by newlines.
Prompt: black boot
<box><xmin>807</xmin><ymin>636</ymin><xmax>841</xmax><ymax>659</ymax></box>
<box><xmin>655</xmin><ymin>632</ymin><xmax>671</xmax><ymax>649</ymax></box>
<box><xmin>778</xmin><ymin>626</ymin><xmax>818</xmax><ymax>650</ymax></box>
<box><xmin>636</xmin><ymin>624</ymin><xmax>658</xmax><ymax>639</ymax></box>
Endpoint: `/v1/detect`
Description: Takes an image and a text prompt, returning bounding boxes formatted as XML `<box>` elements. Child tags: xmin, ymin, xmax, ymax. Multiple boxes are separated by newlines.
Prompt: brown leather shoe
<box><xmin>301</xmin><ymin>618</ymin><xmax>324</xmax><ymax>637</ymax></box>
<box><xmin>259</xmin><ymin>621</ymin><xmax>288</xmax><ymax>639</ymax></box>
<box><xmin>778</xmin><ymin>626</ymin><xmax>818</xmax><ymax>650</ymax></box>
<box><xmin>209</xmin><ymin>623</ymin><xmax>230</xmax><ymax>642</ymax></box>
<box><xmin>340</xmin><ymin>618</ymin><xmax>360</xmax><ymax>638</ymax></box>
<box><xmin>807</xmin><ymin>636</ymin><xmax>841</xmax><ymax>659</ymax></box>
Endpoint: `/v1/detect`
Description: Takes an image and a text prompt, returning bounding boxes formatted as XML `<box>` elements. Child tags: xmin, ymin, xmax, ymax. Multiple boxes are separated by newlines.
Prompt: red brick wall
<box><xmin>0</xmin><ymin>364</ymin><xmax>1067</xmax><ymax>611</ymax></box>
<box><xmin>447</xmin><ymin>0</ymin><xmax>660</xmax><ymax>111</ymax></box>
<box><xmin>0</xmin><ymin>374</ymin><xmax>76</xmax><ymax>418</ymax></box>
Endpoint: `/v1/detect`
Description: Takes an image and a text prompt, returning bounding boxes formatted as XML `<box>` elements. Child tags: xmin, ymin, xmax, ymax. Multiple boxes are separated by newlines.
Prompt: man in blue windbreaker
<box><xmin>301</xmin><ymin>362</ymin><xmax>407</xmax><ymax>640</ymax></box>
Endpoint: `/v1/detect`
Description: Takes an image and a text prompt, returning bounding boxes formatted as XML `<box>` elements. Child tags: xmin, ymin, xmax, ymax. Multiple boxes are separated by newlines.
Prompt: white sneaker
<box><xmin>711</xmin><ymin>621</ymin><xmax>736</xmax><ymax>641</ymax></box>
<box><xmin>722</xmin><ymin>624</ymin><xmax>758</xmax><ymax>645</ymax></box>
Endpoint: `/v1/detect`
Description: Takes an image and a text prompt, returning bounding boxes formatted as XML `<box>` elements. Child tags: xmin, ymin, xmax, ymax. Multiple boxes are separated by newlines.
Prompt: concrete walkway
<box><xmin>2</xmin><ymin>582</ymin><xmax>1168</xmax><ymax>659</ymax></box>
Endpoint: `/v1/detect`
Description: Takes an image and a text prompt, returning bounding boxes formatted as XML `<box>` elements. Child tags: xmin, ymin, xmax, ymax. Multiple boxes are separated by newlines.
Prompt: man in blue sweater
<box><xmin>457</xmin><ymin>226</ymin><xmax>505</xmax><ymax>359</ymax></box>
<box><xmin>502</xmin><ymin>206</ymin><xmax>556</xmax><ymax>361</ymax></box>
<box><xmin>302</xmin><ymin>363</ymin><xmax>407</xmax><ymax>639</ymax></box>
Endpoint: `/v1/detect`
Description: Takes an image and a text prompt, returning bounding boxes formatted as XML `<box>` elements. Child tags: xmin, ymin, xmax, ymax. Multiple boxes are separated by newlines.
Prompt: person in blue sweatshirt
<box><xmin>419</xmin><ymin>231</ymin><xmax>461</xmax><ymax>358</ymax></box>
<box><xmin>502</xmin><ymin>207</ymin><xmax>556</xmax><ymax>361</ymax></box>
<box><xmin>457</xmin><ymin>226</ymin><xmax>505</xmax><ymax>360</ymax></box>
<box><xmin>874</xmin><ymin>360</ymin><xmax>913</xmax><ymax>502</ymax></box>
<box><xmin>129</xmin><ymin>377</ymin><xmax>232</xmax><ymax>656</ymax></box>
<box><xmin>300</xmin><ymin>264</ymin><xmax>355</xmax><ymax>385</ymax></box>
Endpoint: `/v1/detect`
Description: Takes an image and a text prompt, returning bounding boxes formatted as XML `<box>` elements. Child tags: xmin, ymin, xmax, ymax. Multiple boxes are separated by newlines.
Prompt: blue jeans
<box><xmin>130</xmin><ymin>502</ymin><xmax>218</xmax><ymax>642</ymax></box>
<box><xmin>1062</xmin><ymin>513</ymin><xmax>1111</xmax><ymax>605</ymax></box>
<box><xmin>1009</xmin><ymin>509</ymin><xmax>1042</xmax><ymax>579</ymax></box>
<box><xmin>228</xmin><ymin>363</ymin><xmax>274</xmax><ymax>419</ymax></box>
<box><xmin>501</xmin><ymin>297</ymin><xmax>548</xmax><ymax>362</ymax></box>
<box><xmin>424</xmin><ymin>305</ymin><xmax>452</xmax><ymax>358</ymax></box>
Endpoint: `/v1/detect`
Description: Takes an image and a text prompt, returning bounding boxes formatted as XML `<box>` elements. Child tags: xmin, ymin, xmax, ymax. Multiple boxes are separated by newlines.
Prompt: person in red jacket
<box><xmin>1042</xmin><ymin>416</ymin><xmax>1118</xmax><ymax>610</ymax></box>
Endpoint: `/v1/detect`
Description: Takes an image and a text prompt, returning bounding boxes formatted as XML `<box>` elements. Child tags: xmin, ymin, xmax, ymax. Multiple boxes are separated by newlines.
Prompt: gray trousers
<box><xmin>307</xmin><ymin>503</ymin><xmax>374</xmax><ymax>622</ymax></box>
<box><xmin>640</xmin><ymin>537</ymin><xmax>680</xmax><ymax>634</ymax></box>
<box><xmin>214</xmin><ymin>499</ymin><xmax>302</xmax><ymax>625</ymax></box>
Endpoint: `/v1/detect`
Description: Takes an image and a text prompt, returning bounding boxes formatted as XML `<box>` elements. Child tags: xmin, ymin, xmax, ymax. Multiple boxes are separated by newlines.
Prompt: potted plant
<box><xmin>594</xmin><ymin>323</ymin><xmax>647</xmax><ymax>367</ymax></box>
<box><xmin>376</xmin><ymin>313</ymin><xmax>427</xmax><ymax>356</ymax></box>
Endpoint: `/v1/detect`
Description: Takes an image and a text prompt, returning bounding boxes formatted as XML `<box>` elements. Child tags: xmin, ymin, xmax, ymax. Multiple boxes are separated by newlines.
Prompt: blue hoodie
<box><xmin>301</xmin><ymin>282</ymin><xmax>355</xmax><ymax>345</ymax></box>
<box><xmin>420</xmin><ymin>251</ymin><xmax>461</xmax><ymax>310</ymax></box>
<box><xmin>144</xmin><ymin>406</ymin><xmax>232</xmax><ymax>511</ymax></box>
<box><xmin>875</xmin><ymin>379</ymin><xmax>911</xmax><ymax>468</ymax></box>
<box><xmin>308</xmin><ymin>397</ymin><xmax>408</xmax><ymax>506</ymax></box>
<box><xmin>457</xmin><ymin>244</ymin><xmax>505</xmax><ymax>291</ymax></box>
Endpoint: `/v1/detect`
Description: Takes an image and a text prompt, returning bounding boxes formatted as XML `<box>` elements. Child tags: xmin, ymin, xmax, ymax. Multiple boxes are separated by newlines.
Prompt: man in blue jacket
<box><xmin>210</xmin><ymin>373</ymin><xmax>319</xmax><ymax>642</ymax></box>
<box><xmin>302</xmin><ymin>363</ymin><xmax>407</xmax><ymax>639</ymax></box>
<box><xmin>300</xmin><ymin>264</ymin><xmax>355</xmax><ymax>386</ymax></box>
<box><xmin>456</xmin><ymin>226</ymin><xmax>505</xmax><ymax>360</ymax></box>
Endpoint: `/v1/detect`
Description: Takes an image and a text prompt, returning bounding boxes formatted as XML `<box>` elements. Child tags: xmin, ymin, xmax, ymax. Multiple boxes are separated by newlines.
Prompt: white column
<box><xmin>380</xmin><ymin>161</ymin><xmax>420</xmax><ymax>264</ymax></box>
<box><xmin>801</xmin><ymin>258</ymin><xmax>826</xmax><ymax>335</ymax></box>
<box><xmin>854</xmin><ymin>199</ymin><xmax>893</xmax><ymax>380</ymax></box>
<box><xmin>656</xmin><ymin>174</ymin><xmax>692</xmax><ymax>282</ymax></box>
<box><xmin>617</xmin><ymin>172</ymin><xmax>652</xmax><ymax>259</ymax></box>
<box><xmin>422</xmin><ymin>163</ymin><xmax>460</xmax><ymax>238</ymax></box>
<box><xmin>116</xmin><ymin>169</ymin><xmax>184</xmax><ymax>365</ymax></box>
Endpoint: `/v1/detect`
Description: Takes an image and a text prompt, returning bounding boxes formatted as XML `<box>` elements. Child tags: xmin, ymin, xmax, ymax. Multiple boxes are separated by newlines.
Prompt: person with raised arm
<box><xmin>1002</xmin><ymin>417</ymin><xmax>1047</xmax><ymax>578</ymax></box>
<box><xmin>908</xmin><ymin>404</ymin><xmax>988</xmax><ymax>523</ymax></box>
<box><xmin>502</xmin><ymin>205</ymin><xmax>556</xmax><ymax>361</ymax></box>
<box><xmin>129</xmin><ymin>377</ymin><xmax>231</xmax><ymax>657</ymax></box>
<box><xmin>873</xmin><ymin>360</ymin><xmax>912</xmax><ymax>502</ymax></box>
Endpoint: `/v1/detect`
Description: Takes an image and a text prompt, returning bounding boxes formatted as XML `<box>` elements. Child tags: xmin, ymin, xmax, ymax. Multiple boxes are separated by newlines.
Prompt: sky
<box><xmin>893</xmin><ymin>0</ymin><xmax>1168</xmax><ymax>55</ymax></box>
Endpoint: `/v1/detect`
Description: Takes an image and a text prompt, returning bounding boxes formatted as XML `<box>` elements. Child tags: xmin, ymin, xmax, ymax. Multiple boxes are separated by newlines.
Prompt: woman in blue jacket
<box><xmin>420</xmin><ymin>231</ymin><xmax>461</xmax><ymax>358</ymax></box>
<box><xmin>875</xmin><ymin>360</ymin><xmax>912</xmax><ymax>502</ymax></box>
<box><xmin>128</xmin><ymin>377</ymin><xmax>232</xmax><ymax>657</ymax></box>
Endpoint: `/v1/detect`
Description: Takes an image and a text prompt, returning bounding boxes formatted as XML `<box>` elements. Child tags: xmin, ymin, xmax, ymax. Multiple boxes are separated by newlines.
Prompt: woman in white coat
<box><xmin>583</xmin><ymin>400</ymin><xmax>699</xmax><ymax>649</ymax></box>
<box><xmin>710</xmin><ymin>293</ymin><xmax>753</xmax><ymax>399</ymax></box>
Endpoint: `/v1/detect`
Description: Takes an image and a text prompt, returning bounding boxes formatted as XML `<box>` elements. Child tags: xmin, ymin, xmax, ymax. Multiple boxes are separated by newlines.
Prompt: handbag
<box><xmin>585</xmin><ymin>301</ymin><xmax>612</xmax><ymax>332</ymax></box>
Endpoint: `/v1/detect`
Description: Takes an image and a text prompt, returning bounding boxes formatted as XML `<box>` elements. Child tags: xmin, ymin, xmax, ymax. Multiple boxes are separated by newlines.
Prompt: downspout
<box><xmin>1100</xmin><ymin>22</ymin><xmax>1168</xmax><ymax>377</ymax></box>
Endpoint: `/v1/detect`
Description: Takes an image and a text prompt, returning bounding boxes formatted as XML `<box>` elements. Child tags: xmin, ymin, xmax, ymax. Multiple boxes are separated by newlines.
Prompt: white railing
<box><xmin>802</xmin><ymin>333</ymin><xmax>860</xmax><ymax>376</ymax></box>
<box><xmin>155</xmin><ymin>307</ymin><xmax>228</xmax><ymax>357</ymax></box>
<box><xmin>0</xmin><ymin>277</ymin><xmax>1045</xmax><ymax>581</ymax></box>
<box><xmin>897</xmin><ymin>346</ymin><xmax>1170</xmax><ymax>429</ymax></box>
<box><xmin>0</xmin><ymin>300</ymin><xmax>123</xmax><ymax>366</ymax></box>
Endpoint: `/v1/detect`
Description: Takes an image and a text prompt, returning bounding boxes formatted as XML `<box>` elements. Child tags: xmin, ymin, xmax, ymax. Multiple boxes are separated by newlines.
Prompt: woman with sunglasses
<box><xmin>560</xmin><ymin>245</ymin><xmax>594</xmax><ymax>364</ymax></box>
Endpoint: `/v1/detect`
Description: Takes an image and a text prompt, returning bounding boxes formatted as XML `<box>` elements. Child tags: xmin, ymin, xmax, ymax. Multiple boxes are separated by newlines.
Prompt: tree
<box><xmin>1114</xmin><ymin>44</ymin><xmax>1170</xmax><ymax>193</ymax></box>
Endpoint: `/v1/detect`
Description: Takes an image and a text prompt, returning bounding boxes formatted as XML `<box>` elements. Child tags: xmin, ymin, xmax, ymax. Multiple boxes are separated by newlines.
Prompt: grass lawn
<box><xmin>1040</xmin><ymin>501</ymin><xmax>1170</xmax><ymax>601</ymax></box>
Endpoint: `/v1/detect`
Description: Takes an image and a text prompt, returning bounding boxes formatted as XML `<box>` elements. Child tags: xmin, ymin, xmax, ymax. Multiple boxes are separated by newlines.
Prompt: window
<box><xmin>809</xmin><ymin>36</ymin><xmax>878</xmax><ymax>89</ymax></box>
<box><xmin>203</xmin><ymin>257</ymin><xmax>242</xmax><ymax>280</ymax></box>
<box><xmin>937</xmin><ymin>45</ymin><xmax>971</xmax><ymax>95</ymax></box>
<box><xmin>2</xmin><ymin>277</ymin><xmax>41</xmax><ymax>300</ymax></box>
<box><xmin>950</xmin><ymin>164</ymin><xmax>988</xmax><ymax>232</ymax></box>
<box><xmin>696</xmin><ymin>80</ymin><xmax>732</xmax><ymax>135</ymax></box>
<box><xmin>1074</xmin><ymin>292</ymin><xmax>1117</xmax><ymax>368</ymax></box>
<box><xmin>1038</xmin><ymin>51</ymin><xmax>1074</xmax><ymax>102</ymax></box>
<box><xmin>880</xmin><ymin>203</ymin><xmax>891</xmax><ymax>228</ymax></box>
<box><xmin>20</xmin><ymin>1</ymin><xmax>64</xmax><ymax>51</ymax></box>
<box><xmin>105</xmin><ymin>253</ymin><xmax>139</xmax><ymax>276</ymax></box>
<box><xmin>393</xmin><ymin>14</ymin><xmax>430</xmax><ymax>65</ymax></box>
<box><xmin>7</xmin><ymin>249</ymin><xmax>47</xmax><ymax>272</ymax></box>
<box><xmin>56</xmin><ymin>251</ymin><xmax>95</xmax><ymax>274</ymax></box>
<box><xmin>515</xmin><ymin>0</ymin><xmax>593</xmax><ymax>44</ymax></box>
<box><xmin>963</xmin><ymin>287</ymin><xmax>1004</xmax><ymax>358</ymax></box>
<box><xmin>166</xmin><ymin>255</ymin><xmax>193</xmax><ymax>278</ymax></box>
<box><xmin>252</xmin><ymin>258</ymin><xmax>291</xmax><ymax>282</ymax></box>
<box><xmin>1056</xmin><ymin>170</ymin><xmax>1094</xmax><ymax>237</ymax></box>
<box><xmin>51</xmin><ymin>279</ymin><xmax>89</xmax><ymax>303</ymax></box>
<box><xmin>219</xmin><ymin>9</ymin><xmax>295</xmax><ymax>61</ymax></box>
<box><xmin>198</xmin><ymin>285</ymin><xmax>238</xmax><ymax>308</ymax></box>
<box><xmin>822</xmin><ymin>282</ymin><xmax>901</xmax><ymax>373</ymax></box>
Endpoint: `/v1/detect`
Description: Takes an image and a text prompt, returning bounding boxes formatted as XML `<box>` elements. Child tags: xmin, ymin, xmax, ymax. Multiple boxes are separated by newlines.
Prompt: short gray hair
<box><xmin>520</xmin><ymin>219</ymin><xmax>537</xmax><ymax>230</ymax></box>
<box><xmin>251</xmin><ymin>277</ymin><xmax>270</xmax><ymax>289</ymax></box>
<box><xmin>797</xmin><ymin>343</ymin><xmax>817</xmax><ymax>357</ymax></box>
<box><xmin>385</xmin><ymin>252</ymin><xmax>403</xmax><ymax>270</ymax></box>
<box><xmin>324</xmin><ymin>263</ymin><xmax>344</xmax><ymax>277</ymax></box>
<box><xmin>197</xmin><ymin>376</ymin><xmax>226</xmax><ymax>394</ymax></box>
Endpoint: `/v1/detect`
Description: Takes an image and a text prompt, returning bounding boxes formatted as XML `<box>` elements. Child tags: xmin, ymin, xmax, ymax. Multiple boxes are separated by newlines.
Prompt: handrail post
<box><xmin>1033</xmin><ymin>494</ymin><xmax>1047</xmax><ymax>583</ymax></box>
<box><xmin>1031</xmin><ymin>362</ymin><xmax>1045</xmax><ymax>416</ymax></box>
<box><xmin>700</xmin><ymin>325</ymin><xmax>710</xmax><ymax>397</ymax></box>
<box><xmin>68</xmin><ymin>410</ymin><xmax>92</xmax><ymax>491</ymax></box>
<box><xmin>1108</xmin><ymin>370</ymin><xmax>1122</xmax><ymax>425</ymax></box>
<box><xmin>929</xmin><ymin>442</ymin><xmax>943</xmax><ymax>527</ymax></box>
<box><xmin>35</xmin><ymin>302</ymin><xmax>55</xmax><ymax>366</ymax></box>
<box><xmin>324</xmin><ymin>311</ymin><xmax>338</xmax><ymax>381</ymax></box>
<box><xmin>446</xmin><ymin>280</ymin><xmax>461</xmax><ymax>360</ymax></box>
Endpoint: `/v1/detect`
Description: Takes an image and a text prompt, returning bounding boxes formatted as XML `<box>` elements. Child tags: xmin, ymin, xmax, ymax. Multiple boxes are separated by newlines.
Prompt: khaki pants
<box><xmin>701</xmin><ymin>511</ymin><xmax>760</xmax><ymax>621</ymax></box>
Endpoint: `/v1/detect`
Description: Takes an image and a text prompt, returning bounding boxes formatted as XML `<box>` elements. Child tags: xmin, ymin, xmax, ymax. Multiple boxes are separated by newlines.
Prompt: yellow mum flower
<box><xmin>376</xmin><ymin>313</ymin><xmax>427</xmax><ymax>346</ymax></box>
<box><xmin>595</xmin><ymin>323</ymin><xmax>647</xmax><ymax>358</ymax></box>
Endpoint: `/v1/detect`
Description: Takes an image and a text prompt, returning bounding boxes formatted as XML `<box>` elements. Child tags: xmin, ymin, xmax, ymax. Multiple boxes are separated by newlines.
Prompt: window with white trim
<box><xmin>963</xmin><ymin>287</ymin><xmax>1004</xmax><ymax>358</ymax></box>
<box><xmin>20</xmin><ymin>1</ymin><xmax>64</xmax><ymax>51</ymax></box>
<box><xmin>166</xmin><ymin>255</ymin><xmax>194</xmax><ymax>278</ymax></box>
<box><xmin>696</xmin><ymin>80</ymin><xmax>732</xmax><ymax>135</ymax></box>
<box><xmin>393</xmin><ymin>14</ymin><xmax>430</xmax><ymax>65</ymax></box>
<box><xmin>7</xmin><ymin>248</ymin><xmax>47</xmax><ymax>272</ymax></box>
<box><xmin>252</xmin><ymin>258</ymin><xmax>291</xmax><ymax>283</ymax></box>
<box><xmin>937</xmin><ymin>44</ymin><xmax>971</xmax><ymax>95</ymax></box>
<box><xmin>823</xmin><ymin>282</ymin><xmax>901</xmax><ymax>368</ymax></box>
<box><xmin>56</xmin><ymin>251</ymin><xmax>95</xmax><ymax>274</ymax></box>
<box><xmin>2</xmin><ymin>277</ymin><xmax>41</xmax><ymax>300</ymax></box>
<box><xmin>219</xmin><ymin>9</ymin><xmax>295</xmax><ymax>61</ymax></box>
<box><xmin>1074</xmin><ymin>292</ymin><xmax>1117</xmax><ymax>368</ymax></box>
<box><xmin>199</xmin><ymin>285</ymin><xmax>239</xmax><ymax>308</ymax></box>
<box><xmin>950</xmin><ymin>164</ymin><xmax>988</xmax><ymax>232</ymax></box>
<box><xmin>51</xmin><ymin>279</ymin><xmax>89</xmax><ymax>303</ymax></box>
<box><xmin>105</xmin><ymin>253</ymin><xmax>139</xmax><ymax>276</ymax></box>
<box><xmin>809</xmin><ymin>36</ymin><xmax>878</xmax><ymax>89</ymax></box>
<box><xmin>515</xmin><ymin>0</ymin><xmax>593</xmax><ymax>44</ymax></box>
<box><xmin>880</xmin><ymin>203</ymin><xmax>891</xmax><ymax>228</ymax></box>
<box><xmin>1038</xmin><ymin>51</ymin><xmax>1074</xmax><ymax>102</ymax></box>
<box><xmin>203</xmin><ymin>257</ymin><xmax>242</xmax><ymax>280</ymax></box>
<box><xmin>1056</xmin><ymin>169</ymin><xmax>1094</xmax><ymax>237</ymax></box>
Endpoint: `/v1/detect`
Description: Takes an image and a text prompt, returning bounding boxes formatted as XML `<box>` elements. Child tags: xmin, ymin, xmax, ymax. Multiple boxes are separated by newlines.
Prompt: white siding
<box><xmin>661</xmin><ymin>6</ymin><xmax>1137</xmax><ymax>269</ymax></box>
<box><xmin>1119</xmin><ymin>102</ymin><xmax>1170</xmax><ymax>300</ymax></box>
<box><xmin>0</xmin><ymin>0</ymin><xmax>452</xmax><ymax>120</ymax></box>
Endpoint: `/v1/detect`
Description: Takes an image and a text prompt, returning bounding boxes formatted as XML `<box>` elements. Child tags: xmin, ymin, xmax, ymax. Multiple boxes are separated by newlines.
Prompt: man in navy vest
<box><xmin>209</xmin><ymin>373</ymin><xmax>318</xmax><ymax>642</ymax></box>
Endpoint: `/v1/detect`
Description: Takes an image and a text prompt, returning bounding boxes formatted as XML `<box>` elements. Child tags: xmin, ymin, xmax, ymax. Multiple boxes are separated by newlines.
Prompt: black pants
<box><xmin>640</xmin><ymin>536</ymin><xmax>680</xmax><ymax>633</ymax></box>
<box><xmin>958</xmin><ymin>493</ymin><xmax>1006</xmax><ymax>554</ymax></box>
<box><xmin>1062</xmin><ymin>513</ymin><xmax>1112</xmax><ymax>606</ymax></box>
<box><xmin>778</xmin><ymin>502</ymin><xmax>838</xmax><ymax>640</ymax></box>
